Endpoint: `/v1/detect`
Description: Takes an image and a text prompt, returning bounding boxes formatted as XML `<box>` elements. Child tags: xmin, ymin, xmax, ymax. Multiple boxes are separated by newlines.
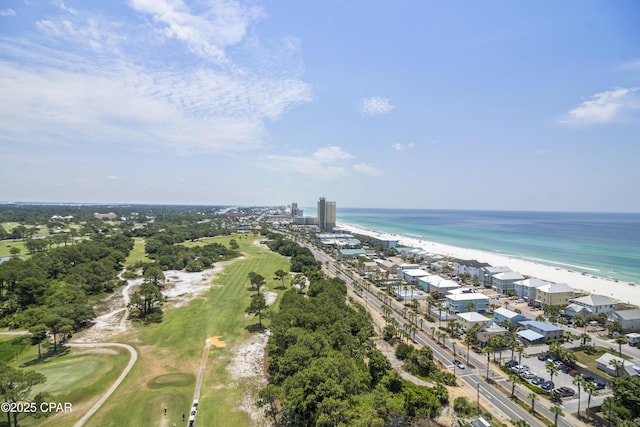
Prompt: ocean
<box><xmin>310</xmin><ymin>208</ymin><xmax>640</xmax><ymax>285</ymax></box>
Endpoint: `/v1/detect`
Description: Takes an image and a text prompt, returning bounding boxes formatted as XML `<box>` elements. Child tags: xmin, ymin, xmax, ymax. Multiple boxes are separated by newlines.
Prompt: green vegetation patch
<box><xmin>148</xmin><ymin>373</ymin><xmax>195</xmax><ymax>389</ymax></box>
<box><xmin>125</xmin><ymin>237</ymin><xmax>150</xmax><ymax>266</ymax></box>
<box><xmin>0</xmin><ymin>334</ymin><xmax>31</xmax><ymax>362</ymax></box>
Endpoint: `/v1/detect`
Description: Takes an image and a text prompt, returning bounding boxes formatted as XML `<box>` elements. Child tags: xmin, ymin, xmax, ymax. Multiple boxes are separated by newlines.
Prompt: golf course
<box><xmin>8</xmin><ymin>233</ymin><xmax>289</xmax><ymax>427</ymax></box>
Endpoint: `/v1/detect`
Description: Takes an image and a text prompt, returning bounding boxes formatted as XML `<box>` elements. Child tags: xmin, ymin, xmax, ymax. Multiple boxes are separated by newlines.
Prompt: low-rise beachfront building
<box><xmin>400</xmin><ymin>268</ymin><xmax>430</xmax><ymax>285</ymax></box>
<box><xmin>514</xmin><ymin>278</ymin><xmax>550</xmax><ymax>301</ymax></box>
<box><xmin>493</xmin><ymin>307</ymin><xmax>527</xmax><ymax>325</ymax></box>
<box><xmin>534</xmin><ymin>283</ymin><xmax>574</xmax><ymax>307</ymax></box>
<box><xmin>480</xmin><ymin>266</ymin><xmax>512</xmax><ymax>286</ymax></box>
<box><xmin>457</xmin><ymin>312</ymin><xmax>491</xmax><ymax>332</ymax></box>
<box><xmin>518</xmin><ymin>320</ymin><xmax>564</xmax><ymax>342</ymax></box>
<box><xmin>373</xmin><ymin>259</ymin><xmax>398</xmax><ymax>274</ymax></box>
<box><xmin>453</xmin><ymin>260</ymin><xmax>491</xmax><ymax>282</ymax></box>
<box><xmin>477</xmin><ymin>324</ymin><xmax>509</xmax><ymax>346</ymax></box>
<box><xmin>419</xmin><ymin>275</ymin><xmax>460</xmax><ymax>297</ymax></box>
<box><xmin>361</xmin><ymin>261</ymin><xmax>379</xmax><ymax>275</ymax></box>
<box><xmin>565</xmin><ymin>294</ymin><xmax>617</xmax><ymax>318</ymax></box>
<box><xmin>596</xmin><ymin>353</ymin><xmax>639</xmax><ymax>377</ymax></box>
<box><xmin>608</xmin><ymin>309</ymin><xmax>640</xmax><ymax>332</ymax></box>
<box><xmin>339</xmin><ymin>248</ymin><xmax>366</xmax><ymax>259</ymax></box>
<box><xmin>446</xmin><ymin>292</ymin><xmax>490</xmax><ymax>314</ymax></box>
<box><xmin>492</xmin><ymin>272</ymin><xmax>525</xmax><ymax>294</ymax></box>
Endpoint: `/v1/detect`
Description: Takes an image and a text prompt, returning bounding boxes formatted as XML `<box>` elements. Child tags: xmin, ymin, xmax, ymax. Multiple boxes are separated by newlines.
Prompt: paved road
<box><xmin>302</xmin><ymin>241</ymin><xmax>585</xmax><ymax>427</ymax></box>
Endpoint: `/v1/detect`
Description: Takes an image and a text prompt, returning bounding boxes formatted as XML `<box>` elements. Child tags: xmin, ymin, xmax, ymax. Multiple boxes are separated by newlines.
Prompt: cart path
<box><xmin>70</xmin><ymin>342</ymin><xmax>138</xmax><ymax>427</ymax></box>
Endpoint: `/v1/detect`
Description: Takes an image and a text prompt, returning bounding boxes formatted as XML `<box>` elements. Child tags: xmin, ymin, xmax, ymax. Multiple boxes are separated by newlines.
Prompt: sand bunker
<box><xmin>209</xmin><ymin>336</ymin><xmax>227</xmax><ymax>348</ymax></box>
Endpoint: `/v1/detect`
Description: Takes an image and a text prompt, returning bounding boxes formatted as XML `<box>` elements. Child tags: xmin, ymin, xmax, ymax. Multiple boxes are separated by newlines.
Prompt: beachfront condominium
<box><xmin>317</xmin><ymin>197</ymin><xmax>336</xmax><ymax>232</ymax></box>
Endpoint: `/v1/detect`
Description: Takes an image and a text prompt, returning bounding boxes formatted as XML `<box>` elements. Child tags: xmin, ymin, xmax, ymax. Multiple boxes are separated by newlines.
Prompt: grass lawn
<box><xmin>124</xmin><ymin>237</ymin><xmax>150</xmax><ymax>267</ymax></box>
<box><xmin>83</xmin><ymin>234</ymin><xmax>289</xmax><ymax>427</ymax></box>
<box><xmin>7</xmin><ymin>344</ymin><xmax>131</xmax><ymax>427</ymax></box>
<box><xmin>0</xmin><ymin>240</ymin><xmax>27</xmax><ymax>258</ymax></box>
<box><xmin>0</xmin><ymin>334</ymin><xmax>32</xmax><ymax>363</ymax></box>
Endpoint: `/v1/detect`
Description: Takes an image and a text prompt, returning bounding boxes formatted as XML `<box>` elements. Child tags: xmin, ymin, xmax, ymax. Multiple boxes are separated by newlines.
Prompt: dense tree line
<box><xmin>144</xmin><ymin>237</ymin><xmax>239</xmax><ymax>271</ymax></box>
<box><xmin>605</xmin><ymin>375</ymin><xmax>640</xmax><ymax>425</ymax></box>
<box><xmin>0</xmin><ymin>235</ymin><xmax>133</xmax><ymax>345</ymax></box>
<box><xmin>263</xmin><ymin>234</ymin><xmax>321</xmax><ymax>276</ymax></box>
<box><xmin>259</xmin><ymin>277</ymin><xmax>446</xmax><ymax>426</ymax></box>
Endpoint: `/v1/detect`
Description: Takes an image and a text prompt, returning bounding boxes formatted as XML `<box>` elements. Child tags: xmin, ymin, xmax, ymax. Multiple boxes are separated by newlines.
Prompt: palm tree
<box><xmin>585</xmin><ymin>381</ymin><xmax>599</xmax><ymax>422</ymax></box>
<box><xmin>609</xmin><ymin>358</ymin><xmax>624</xmax><ymax>377</ymax></box>
<box><xmin>516</xmin><ymin>344</ymin><xmax>525</xmax><ymax>366</ymax></box>
<box><xmin>508</xmin><ymin>372</ymin><xmax>522</xmax><ymax>398</ymax></box>
<box><xmin>578</xmin><ymin>332</ymin><xmax>592</xmax><ymax>347</ymax></box>
<box><xmin>483</xmin><ymin>345</ymin><xmax>493</xmax><ymax>379</ymax></box>
<box><xmin>615</xmin><ymin>334</ymin><xmax>628</xmax><ymax>357</ymax></box>
<box><xmin>546</xmin><ymin>361</ymin><xmax>559</xmax><ymax>388</ymax></box>
<box><xmin>529</xmin><ymin>392</ymin><xmax>538</xmax><ymax>413</ymax></box>
<box><xmin>572</xmin><ymin>374</ymin><xmax>586</xmax><ymax>417</ymax></box>
<box><xmin>550</xmin><ymin>405</ymin><xmax>564</xmax><ymax>427</ymax></box>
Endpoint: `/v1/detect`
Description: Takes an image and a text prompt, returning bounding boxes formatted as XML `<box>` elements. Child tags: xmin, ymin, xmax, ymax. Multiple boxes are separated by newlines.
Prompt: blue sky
<box><xmin>1</xmin><ymin>1</ymin><xmax>639</xmax><ymax>212</ymax></box>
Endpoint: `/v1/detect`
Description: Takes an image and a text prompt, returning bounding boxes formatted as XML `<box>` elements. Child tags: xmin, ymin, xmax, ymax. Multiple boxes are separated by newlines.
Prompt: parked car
<box><xmin>581</xmin><ymin>375</ymin><xmax>594</xmax><ymax>382</ymax></box>
<box><xmin>555</xmin><ymin>387</ymin><xmax>576</xmax><ymax>397</ymax></box>
<box><xmin>569</xmin><ymin>369</ymin><xmax>580</xmax><ymax>377</ymax></box>
<box><xmin>505</xmin><ymin>360</ymin><xmax>518</xmax><ymax>368</ymax></box>
<box><xmin>454</xmin><ymin>359</ymin><xmax>466</xmax><ymax>369</ymax></box>
<box><xmin>511</xmin><ymin>365</ymin><xmax>522</xmax><ymax>373</ymax></box>
<box><xmin>531</xmin><ymin>376</ymin><xmax>545</xmax><ymax>385</ymax></box>
<box><xmin>541</xmin><ymin>381</ymin><xmax>555</xmax><ymax>391</ymax></box>
<box><xmin>537</xmin><ymin>353</ymin><xmax>550</xmax><ymax>361</ymax></box>
<box><xmin>562</xmin><ymin>365</ymin><xmax>573</xmax><ymax>374</ymax></box>
<box><xmin>592</xmin><ymin>381</ymin><xmax>606</xmax><ymax>390</ymax></box>
<box><xmin>521</xmin><ymin>371</ymin><xmax>536</xmax><ymax>380</ymax></box>
<box><xmin>553</xmin><ymin>360</ymin><xmax>564</xmax><ymax>368</ymax></box>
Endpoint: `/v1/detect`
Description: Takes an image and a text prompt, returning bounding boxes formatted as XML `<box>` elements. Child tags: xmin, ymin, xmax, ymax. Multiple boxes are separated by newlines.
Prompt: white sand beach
<box><xmin>337</xmin><ymin>222</ymin><xmax>640</xmax><ymax>306</ymax></box>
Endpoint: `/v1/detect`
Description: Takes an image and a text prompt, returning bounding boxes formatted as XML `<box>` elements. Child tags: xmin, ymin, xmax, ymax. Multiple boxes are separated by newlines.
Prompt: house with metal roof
<box><xmin>493</xmin><ymin>307</ymin><xmax>527</xmax><ymax>325</ymax></box>
<box><xmin>453</xmin><ymin>260</ymin><xmax>491</xmax><ymax>281</ymax></box>
<box><xmin>608</xmin><ymin>309</ymin><xmax>640</xmax><ymax>332</ymax></box>
<box><xmin>565</xmin><ymin>294</ymin><xmax>617</xmax><ymax>317</ymax></box>
<box><xmin>479</xmin><ymin>265</ymin><xmax>512</xmax><ymax>286</ymax></box>
<box><xmin>518</xmin><ymin>320</ymin><xmax>564</xmax><ymax>342</ymax></box>
<box><xmin>492</xmin><ymin>271</ymin><xmax>525</xmax><ymax>294</ymax></box>
<box><xmin>446</xmin><ymin>292</ymin><xmax>490</xmax><ymax>314</ymax></box>
<box><xmin>514</xmin><ymin>278</ymin><xmax>550</xmax><ymax>301</ymax></box>
<box><xmin>596</xmin><ymin>353</ymin><xmax>639</xmax><ymax>377</ymax></box>
<box><xmin>457</xmin><ymin>312</ymin><xmax>491</xmax><ymax>331</ymax></box>
<box><xmin>418</xmin><ymin>275</ymin><xmax>460</xmax><ymax>296</ymax></box>
<box><xmin>534</xmin><ymin>283</ymin><xmax>574</xmax><ymax>307</ymax></box>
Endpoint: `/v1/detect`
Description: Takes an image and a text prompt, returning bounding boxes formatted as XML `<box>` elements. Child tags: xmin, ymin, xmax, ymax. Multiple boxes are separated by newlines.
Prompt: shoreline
<box><xmin>337</xmin><ymin>222</ymin><xmax>640</xmax><ymax>307</ymax></box>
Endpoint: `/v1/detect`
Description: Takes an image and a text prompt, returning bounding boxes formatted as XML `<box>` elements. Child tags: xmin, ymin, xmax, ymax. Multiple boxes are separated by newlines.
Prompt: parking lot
<box><xmin>503</xmin><ymin>350</ymin><xmax>606</xmax><ymax>400</ymax></box>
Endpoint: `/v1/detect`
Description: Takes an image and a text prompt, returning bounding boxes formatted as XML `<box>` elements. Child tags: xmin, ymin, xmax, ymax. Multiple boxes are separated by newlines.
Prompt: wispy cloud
<box><xmin>0</xmin><ymin>0</ymin><xmax>312</xmax><ymax>155</ymax></box>
<box><xmin>559</xmin><ymin>87</ymin><xmax>639</xmax><ymax>126</ymax></box>
<box><xmin>0</xmin><ymin>9</ymin><xmax>16</xmax><ymax>17</ymax></box>
<box><xmin>360</xmin><ymin>96</ymin><xmax>394</xmax><ymax>116</ymax></box>
<box><xmin>264</xmin><ymin>146</ymin><xmax>380</xmax><ymax>178</ymax></box>
<box><xmin>392</xmin><ymin>142</ymin><xmax>414</xmax><ymax>151</ymax></box>
<box><xmin>352</xmin><ymin>162</ymin><xmax>382</xmax><ymax>176</ymax></box>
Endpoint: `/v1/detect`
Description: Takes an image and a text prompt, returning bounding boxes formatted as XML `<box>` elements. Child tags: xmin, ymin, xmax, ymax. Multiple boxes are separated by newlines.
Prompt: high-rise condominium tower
<box><xmin>317</xmin><ymin>197</ymin><xmax>336</xmax><ymax>232</ymax></box>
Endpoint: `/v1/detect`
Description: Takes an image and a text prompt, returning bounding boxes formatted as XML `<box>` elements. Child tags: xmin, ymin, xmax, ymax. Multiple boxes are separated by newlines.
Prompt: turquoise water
<box><xmin>309</xmin><ymin>208</ymin><xmax>640</xmax><ymax>285</ymax></box>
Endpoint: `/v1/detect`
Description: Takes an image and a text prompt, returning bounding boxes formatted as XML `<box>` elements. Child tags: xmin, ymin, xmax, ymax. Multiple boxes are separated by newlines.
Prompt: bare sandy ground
<box><xmin>72</xmin><ymin>259</ymin><xmax>275</xmax><ymax>425</ymax></box>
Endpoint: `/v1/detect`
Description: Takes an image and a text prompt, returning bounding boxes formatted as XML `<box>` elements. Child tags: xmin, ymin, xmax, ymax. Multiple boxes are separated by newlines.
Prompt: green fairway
<box><xmin>124</xmin><ymin>237</ymin><xmax>150</xmax><ymax>266</ymax></box>
<box><xmin>0</xmin><ymin>334</ymin><xmax>31</xmax><ymax>362</ymax></box>
<box><xmin>0</xmin><ymin>240</ymin><xmax>27</xmax><ymax>258</ymax></box>
<box><xmin>82</xmin><ymin>234</ymin><xmax>289</xmax><ymax>427</ymax></box>
<box><xmin>13</xmin><ymin>346</ymin><xmax>131</xmax><ymax>427</ymax></box>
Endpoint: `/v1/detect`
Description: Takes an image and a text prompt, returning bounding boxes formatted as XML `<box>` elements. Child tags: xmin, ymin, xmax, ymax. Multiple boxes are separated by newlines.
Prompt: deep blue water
<box><xmin>313</xmin><ymin>208</ymin><xmax>640</xmax><ymax>284</ymax></box>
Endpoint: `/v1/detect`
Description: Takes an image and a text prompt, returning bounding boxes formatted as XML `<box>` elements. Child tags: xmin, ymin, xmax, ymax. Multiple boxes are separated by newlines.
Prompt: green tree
<box><xmin>585</xmin><ymin>381</ymin><xmax>599</xmax><ymax>422</ymax></box>
<box><xmin>274</xmin><ymin>269</ymin><xmax>288</xmax><ymax>289</ymax></box>
<box><xmin>0</xmin><ymin>362</ymin><xmax>48</xmax><ymax>427</ymax></box>
<box><xmin>29</xmin><ymin>324</ymin><xmax>48</xmax><ymax>359</ymax></box>
<box><xmin>128</xmin><ymin>282</ymin><xmax>164</xmax><ymax>321</ymax></box>
<box><xmin>529</xmin><ymin>392</ymin><xmax>537</xmax><ymax>413</ymax></box>
<box><xmin>615</xmin><ymin>334</ymin><xmax>628</xmax><ymax>357</ymax></box>
<box><xmin>248</xmin><ymin>272</ymin><xmax>265</xmax><ymax>291</ymax></box>
<box><xmin>246</xmin><ymin>292</ymin><xmax>267</xmax><ymax>328</ymax></box>
<box><xmin>572</xmin><ymin>374</ymin><xmax>586</xmax><ymax>416</ymax></box>
<box><xmin>550</xmin><ymin>405</ymin><xmax>564</xmax><ymax>427</ymax></box>
<box><xmin>43</xmin><ymin>314</ymin><xmax>73</xmax><ymax>351</ymax></box>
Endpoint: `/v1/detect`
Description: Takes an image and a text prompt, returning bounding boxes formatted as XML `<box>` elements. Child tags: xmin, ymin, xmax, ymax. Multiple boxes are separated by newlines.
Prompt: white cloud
<box><xmin>559</xmin><ymin>87</ymin><xmax>639</xmax><ymax>126</ymax></box>
<box><xmin>128</xmin><ymin>0</ymin><xmax>263</xmax><ymax>64</ymax></box>
<box><xmin>360</xmin><ymin>96</ymin><xmax>394</xmax><ymax>116</ymax></box>
<box><xmin>352</xmin><ymin>162</ymin><xmax>382</xmax><ymax>176</ymax></box>
<box><xmin>264</xmin><ymin>146</ymin><xmax>379</xmax><ymax>179</ymax></box>
<box><xmin>0</xmin><ymin>1</ymin><xmax>312</xmax><ymax>155</ymax></box>
<box><xmin>0</xmin><ymin>9</ymin><xmax>16</xmax><ymax>17</ymax></box>
<box><xmin>391</xmin><ymin>142</ymin><xmax>415</xmax><ymax>151</ymax></box>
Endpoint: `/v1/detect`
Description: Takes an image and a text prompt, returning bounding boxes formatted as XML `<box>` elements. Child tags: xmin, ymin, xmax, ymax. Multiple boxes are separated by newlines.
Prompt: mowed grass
<box><xmin>0</xmin><ymin>334</ymin><xmax>31</xmax><ymax>362</ymax></box>
<box><xmin>84</xmin><ymin>235</ymin><xmax>289</xmax><ymax>427</ymax></box>
<box><xmin>12</xmin><ymin>346</ymin><xmax>131</xmax><ymax>427</ymax></box>
<box><xmin>0</xmin><ymin>240</ymin><xmax>27</xmax><ymax>258</ymax></box>
<box><xmin>124</xmin><ymin>237</ymin><xmax>150</xmax><ymax>267</ymax></box>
